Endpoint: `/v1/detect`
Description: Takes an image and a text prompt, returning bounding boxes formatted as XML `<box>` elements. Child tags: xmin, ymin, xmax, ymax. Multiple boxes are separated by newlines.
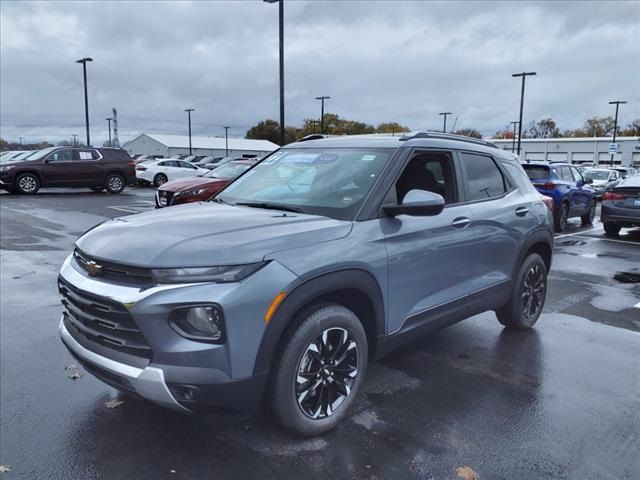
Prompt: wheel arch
<box><xmin>517</xmin><ymin>228</ymin><xmax>553</xmax><ymax>276</ymax></box>
<box><xmin>253</xmin><ymin>268</ymin><xmax>385</xmax><ymax>376</ymax></box>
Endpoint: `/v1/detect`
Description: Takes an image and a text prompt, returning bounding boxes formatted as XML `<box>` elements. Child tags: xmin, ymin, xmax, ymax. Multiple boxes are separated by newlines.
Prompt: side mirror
<box><xmin>383</xmin><ymin>189</ymin><xmax>445</xmax><ymax>217</ymax></box>
<box><xmin>43</xmin><ymin>158</ymin><xmax>51</xmax><ymax>164</ymax></box>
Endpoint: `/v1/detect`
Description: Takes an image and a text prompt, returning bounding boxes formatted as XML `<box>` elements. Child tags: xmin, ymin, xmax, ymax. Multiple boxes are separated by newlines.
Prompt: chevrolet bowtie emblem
<box><xmin>84</xmin><ymin>260</ymin><xmax>103</xmax><ymax>276</ymax></box>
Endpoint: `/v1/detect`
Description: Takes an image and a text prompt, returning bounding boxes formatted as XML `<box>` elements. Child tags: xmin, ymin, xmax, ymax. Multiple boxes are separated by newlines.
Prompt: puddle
<box><xmin>613</xmin><ymin>271</ymin><xmax>640</xmax><ymax>284</ymax></box>
<box><xmin>558</xmin><ymin>240</ymin><xmax>588</xmax><ymax>246</ymax></box>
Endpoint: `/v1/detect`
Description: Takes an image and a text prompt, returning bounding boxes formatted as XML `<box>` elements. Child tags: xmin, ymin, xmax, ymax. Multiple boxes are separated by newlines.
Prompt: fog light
<box><xmin>170</xmin><ymin>305</ymin><xmax>224</xmax><ymax>342</ymax></box>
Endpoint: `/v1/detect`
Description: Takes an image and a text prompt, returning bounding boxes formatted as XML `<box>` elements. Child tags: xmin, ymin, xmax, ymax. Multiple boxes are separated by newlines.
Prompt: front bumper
<box><xmin>60</xmin><ymin>318</ymin><xmax>189</xmax><ymax>411</ymax></box>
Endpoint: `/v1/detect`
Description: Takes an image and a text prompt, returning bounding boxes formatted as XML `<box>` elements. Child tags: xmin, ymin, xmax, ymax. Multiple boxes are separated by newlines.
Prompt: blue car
<box><xmin>523</xmin><ymin>162</ymin><xmax>596</xmax><ymax>232</ymax></box>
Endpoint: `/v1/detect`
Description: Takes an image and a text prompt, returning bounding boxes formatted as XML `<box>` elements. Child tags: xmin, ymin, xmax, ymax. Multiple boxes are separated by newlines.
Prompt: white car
<box><xmin>136</xmin><ymin>159</ymin><xmax>208</xmax><ymax>187</ymax></box>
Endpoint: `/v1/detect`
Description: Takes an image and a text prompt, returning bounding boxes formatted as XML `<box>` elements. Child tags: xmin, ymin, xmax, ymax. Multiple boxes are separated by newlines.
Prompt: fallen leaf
<box><xmin>68</xmin><ymin>372</ymin><xmax>83</xmax><ymax>380</ymax></box>
<box><xmin>456</xmin><ymin>466</ymin><xmax>479</xmax><ymax>480</ymax></box>
<box><xmin>0</xmin><ymin>465</ymin><xmax>10</xmax><ymax>473</ymax></box>
<box><xmin>104</xmin><ymin>399</ymin><xmax>124</xmax><ymax>409</ymax></box>
<box><xmin>65</xmin><ymin>364</ymin><xmax>79</xmax><ymax>370</ymax></box>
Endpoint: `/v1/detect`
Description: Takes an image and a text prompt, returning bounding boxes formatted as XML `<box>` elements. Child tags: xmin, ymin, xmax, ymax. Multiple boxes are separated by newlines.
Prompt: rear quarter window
<box><xmin>523</xmin><ymin>165</ymin><xmax>550</xmax><ymax>180</ymax></box>
<box><xmin>502</xmin><ymin>163</ymin><xmax>539</xmax><ymax>194</ymax></box>
<box><xmin>104</xmin><ymin>150</ymin><xmax>132</xmax><ymax>162</ymax></box>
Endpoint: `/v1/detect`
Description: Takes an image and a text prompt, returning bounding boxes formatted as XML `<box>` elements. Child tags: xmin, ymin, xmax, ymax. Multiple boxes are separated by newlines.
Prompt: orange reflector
<box><xmin>265</xmin><ymin>292</ymin><xmax>286</xmax><ymax>324</ymax></box>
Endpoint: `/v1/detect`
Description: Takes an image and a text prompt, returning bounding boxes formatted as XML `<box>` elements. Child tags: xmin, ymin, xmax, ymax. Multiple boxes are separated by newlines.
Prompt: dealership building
<box><xmin>122</xmin><ymin>133</ymin><xmax>279</xmax><ymax>158</ymax></box>
<box><xmin>491</xmin><ymin>136</ymin><xmax>640</xmax><ymax>167</ymax></box>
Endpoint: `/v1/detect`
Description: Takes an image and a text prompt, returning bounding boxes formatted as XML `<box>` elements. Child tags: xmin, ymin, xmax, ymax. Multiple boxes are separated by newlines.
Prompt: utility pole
<box><xmin>439</xmin><ymin>112</ymin><xmax>452</xmax><ymax>133</ymax></box>
<box><xmin>264</xmin><ymin>0</ymin><xmax>285</xmax><ymax>146</ymax></box>
<box><xmin>18</xmin><ymin>137</ymin><xmax>23</xmax><ymax>145</ymax></box>
<box><xmin>76</xmin><ymin>57</ymin><xmax>93</xmax><ymax>146</ymax></box>
<box><xmin>105</xmin><ymin>117</ymin><xmax>113</xmax><ymax>147</ymax></box>
<box><xmin>72</xmin><ymin>134</ymin><xmax>78</xmax><ymax>146</ymax></box>
<box><xmin>512</xmin><ymin>71</ymin><xmax>536</xmax><ymax>155</ymax></box>
<box><xmin>184</xmin><ymin>108</ymin><xmax>194</xmax><ymax>155</ymax></box>
<box><xmin>224</xmin><ymin>126</ymin><xmax>230</xmax><ymax>157</ymax></box>
<box><xmin>315</xmin><ymin>96</ymin><xmax>330</xmax><ymax>134</ymax></box>
<box><xmin>609</xmin><ymin>100</ymin><xmax>627</xmax><ymax>167</ymax></box>
<box><xmin>510</xmin><ymin>121</ymin><xmax>519</xmax><ymax>153</ymax></box>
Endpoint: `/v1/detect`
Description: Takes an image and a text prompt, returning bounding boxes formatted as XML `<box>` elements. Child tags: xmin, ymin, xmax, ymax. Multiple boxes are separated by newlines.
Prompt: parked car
<box><xmin>583</xmin><ymin>168</ymin><xmax>622</xmax><ymax>199</ymax></box>
<box><xmin>610</xmin><ymin>166</ymin><xmax>637</xmax><ymax>179</ymax></box>
<box><xmin>155</xmin><ymin>160</ymin><xmax>256</xmax><ymax>207</ymax></box>
<box><xmin>0</xmin><ymin>146</ymin><xmax>135</xmax><ymax>194</ymax></box>
<box><xmin>600</xmin><ymin>174</ymin><xmax>640</xmax><ymax>236</ymax></box>
<box><xmin>192</xmin><ymin>156</ymin><xmax>224</xmax><ymax>168</ymax></box>
<box><xmin>183</xmin><ymin>155</ymin><xmax>207</xmax><ymax>163</ymax></box>
<box><xmin>523</xmin><ymin>162</ymin><xmax>596</xmax><ymax>232</ymax></box>
<box><xmin>203</xmin><ymin>156</ymin><xmax>234</xmax><ymax>170</ymax></box>
<box><xmin>0</xmin><ymin>150</ymin><xmax>27</xmax><ymax>161</ymax></box>
<box><xmin>133</xmin><ymin>154</ymin><xmax>164</xmax><ymax>165</ymax></box>
<box><xmin>135</xmin><ymin>159</ymin><xmax>208</xmax><ymax>187</ymax></box>
<box><xmin>58</xmin><ymin>132</ymin><xmax>553</xmax><ymax>435</ymax></box>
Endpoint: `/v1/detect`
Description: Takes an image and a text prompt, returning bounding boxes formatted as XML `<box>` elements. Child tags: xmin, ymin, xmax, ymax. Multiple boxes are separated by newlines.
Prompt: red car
<box><xmin>155</xmin><ymin>160</ymin><xmax>255</xmax><ymax>208</ymax></box>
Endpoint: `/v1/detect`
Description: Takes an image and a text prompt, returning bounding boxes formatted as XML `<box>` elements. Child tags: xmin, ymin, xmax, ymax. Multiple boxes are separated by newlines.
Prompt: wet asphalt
<box><xmin>1</xmin><ymin>187</ymin><xmax>639</xmax><ymax>480</ymax></box>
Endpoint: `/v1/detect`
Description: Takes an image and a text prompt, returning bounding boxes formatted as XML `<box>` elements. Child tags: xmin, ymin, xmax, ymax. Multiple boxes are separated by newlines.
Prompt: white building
<box><xmin>490</xmin><ymin>136</ymin><xmax>640</xmax><ymax>167</ymax></box>
<box><xmin>122</xmin><ymin>133</ymin><xmax>279</xmax><ymax>158</ymax></box>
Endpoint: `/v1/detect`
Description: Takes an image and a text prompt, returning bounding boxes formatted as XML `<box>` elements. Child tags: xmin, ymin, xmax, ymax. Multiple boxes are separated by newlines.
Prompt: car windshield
<box><xmin>205</xmin><ymin>162</ymin><xmax>251</xmax><ymax>179</ymax></box>
<box><xmin>619</xmin><ymin>175</ymin><xmax>640</xmax><ymax>187</ymax></box>
<box><xmin>217</xmin><ymin>148</ymin><xmax>393</xmax><ymax>220</ymax></box>
<box><xmin>523</xmin><ymin>165</ymin><xmax>549</xmax><ymax>180</ymax></box>
<box><xmin>584</xmin><ymin>170</ymin><xmax>610</xmax><ymax>181</ymax></box>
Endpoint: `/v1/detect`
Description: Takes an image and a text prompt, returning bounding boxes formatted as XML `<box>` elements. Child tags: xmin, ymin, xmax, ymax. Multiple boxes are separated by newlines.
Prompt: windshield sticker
<box><xmin>281</xmin><ymin>153</ymin><xmax>321</xmax><ymax>164</ymax></box>
<box><xmin>361</xmin><ymin>154</ymin><xmax>376</xmax><ymax>161</ymax></box>
<box><xmin>79</xmin><ymin>151</ymin><xmax>92</xmax><ymax>160</ymax></box>
<box><xmin>263</xmin><ymin>151</ymin><xmax>286</xmax><ymax>165</ymax></box>
<box><xmin>314</xmin><ymin>153</ymin><xmax>338</xmax><ymax>164</ymax></box>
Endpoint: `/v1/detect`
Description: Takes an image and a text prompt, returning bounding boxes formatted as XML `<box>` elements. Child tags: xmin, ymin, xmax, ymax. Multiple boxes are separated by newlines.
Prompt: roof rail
<box><xmin>297</xmin><ymin>134</ymin><xmax>328</xmax><ymax>142</ymax></box>
<box><xmin>399</xmin><ymin>131</ymin><xmax>498</xmax><ymax>149</ymax></box>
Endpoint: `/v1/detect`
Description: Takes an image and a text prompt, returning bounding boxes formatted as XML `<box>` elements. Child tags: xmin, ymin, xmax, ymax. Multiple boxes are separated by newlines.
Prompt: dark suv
<box><xmin>0</xmin><ymin>146</ymin><xmax>136</xmax><ymax>194</ymax></box>
<box><xmin>58</xmin><ymin>133</ymin><xmax>553</xmax><ymax>436</ymax></box>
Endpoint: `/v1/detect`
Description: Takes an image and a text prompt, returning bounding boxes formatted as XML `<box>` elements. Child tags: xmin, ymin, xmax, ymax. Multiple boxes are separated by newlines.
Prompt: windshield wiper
<box><xmin>236</xmin><ymin>202</ymin><xmax>306</xmax><ymax>214</ymax></box>
<box><xmin>211</xmin><ymin>197</ymin><xmax>230</xmax><ymax>205</ymax></box>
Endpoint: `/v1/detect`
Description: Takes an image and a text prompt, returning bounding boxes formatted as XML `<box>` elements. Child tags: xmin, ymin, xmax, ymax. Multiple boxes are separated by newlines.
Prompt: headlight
<box><xmin>0</xmin><ymin>165</ymin><xmax>15</xmax><ymax>172</ymax></box>
<box><xmin>151</xmin><ymin>262</ymin><xmax>266</xmax><ymax>284</ymax></box>
<box><xmin>170</xmin><ymin>305</ymin><xmax>224</xmax><ymax>342</ymax></box>
<box><xmin>176</xmin><ymin>188</ymin><xmax>206</xmax><ymax>197</ymax></box>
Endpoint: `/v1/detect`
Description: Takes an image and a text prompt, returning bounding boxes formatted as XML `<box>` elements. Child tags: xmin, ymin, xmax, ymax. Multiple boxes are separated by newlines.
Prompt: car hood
<box><xmin>159</xmin><ymin>177</ymin><xmax>227</xmax><ymax>192</ymax></box>
<box><xmin>76</xmin><ymin>203</ymin><xmax>352</xmax><ymax>267</ymax></box>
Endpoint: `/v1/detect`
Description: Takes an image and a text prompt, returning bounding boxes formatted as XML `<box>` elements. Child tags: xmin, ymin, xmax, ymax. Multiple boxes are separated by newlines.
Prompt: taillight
<box><xmin>137</xmin><ymin>166</ymin><xmax>147</xmax><ymax>171</ymax></box>
<box><xmin>533</xmin><ymin>182</ymin><xmax>556</xmax><ymax>190</ymax></box>
<box><xmin>128</xmin><ymin>160</ymin><xmax>135</xmax><ymax>167</ymax></box>
<box><xmin>602</xmin><ymin>192</ymin><xmax>624</xmax><ymax>201</ymax></box>
<box><xmin>540</xmin><ymin>196</ymin><xmax>554</xmax><ymax>211</ymax></box>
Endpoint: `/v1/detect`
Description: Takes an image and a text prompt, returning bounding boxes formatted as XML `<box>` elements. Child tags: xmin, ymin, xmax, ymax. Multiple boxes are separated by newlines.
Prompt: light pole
<box><xmin>439</xmin><ymin>112</ymin><xmax>452</xmax><ymax>133</ymax></box>
<box><xmin>105</xmin><ymin>117</ymin><xmax>113</xmax><ymax>147</ymax></box>
<box><xmin>72</xmin><ymin>134</ymin><xmax>78</xmax><ymax>146</ymax></box>
<box><xmin>184</xmin><ymin>108</ymin><xmax>194</xmax><ymax>155</ymax></box>
<box><xmin>315</xmin><ymin>96</ymin><xmax>330</xmax><ymax>134</ymax></box>
<box><xmin>264</xmin><ymin>0</ymin><xmax>285</xmax><ymax>146</ymax></box>
<box><xmin>609</xmin><ymin>100</ymin><xmax>627</xmax><ymax>166</ymax></box>
<box><xmin>76</xmin><ymin>57</ymin><xmax>93</xmax><ymax>146</ymax></box>
<box><xmin>19</xmin><ymin>137</ymin><xmax>23</xmax><ymax>145</ymax></box>
<box><xmin>512</xmin><ymin>71</ymin><xmax>536</xmax><ymax>155</ymax></box>
<box><xmin>510</xmin><ymin>121</ymin><xmax>519</xmax><ymax>153</ymax></box>
<box><xmin>224</xmin><ymin>126</ymin><xmax>230</xmax><ymax>157</ymax></box>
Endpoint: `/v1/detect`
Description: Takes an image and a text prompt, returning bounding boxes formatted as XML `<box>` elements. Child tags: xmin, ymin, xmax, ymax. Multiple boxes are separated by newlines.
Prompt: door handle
<box><xmin>452</xmin><ymin>217</ymin><xmax>471</xmax><ymax>228</ymax></box>
<box><xmin>515</xmin><ymin>207</ymin><xmax>529</xmax><ymax>217</ymax></box>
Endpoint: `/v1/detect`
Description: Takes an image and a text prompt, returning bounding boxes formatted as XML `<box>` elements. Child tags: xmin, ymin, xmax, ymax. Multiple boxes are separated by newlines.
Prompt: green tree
<box><xmin>453</xmin><ymin>128</ymin><xmax>482</xmax><ymax>139</ymax></box>
<box><xmin>375</xmin><ymin>122</ymin><xmax>410</xmax><ymax>135</ymax></box>
<box><xmin>525</xmin><ymin>118</ymin><xmax>560</xmax><ymax>138</ymax></box>
<box><xmin>245</xmin><ymin>119</ymin><xmax>282</xmax><ymax>145</ymax></box>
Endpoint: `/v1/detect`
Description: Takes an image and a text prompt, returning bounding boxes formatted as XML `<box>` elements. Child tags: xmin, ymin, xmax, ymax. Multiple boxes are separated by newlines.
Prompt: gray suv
<box><xmin>58</xmin><ymin>133</ymin><xmax>553</xmax><ymax>435</ymax></box>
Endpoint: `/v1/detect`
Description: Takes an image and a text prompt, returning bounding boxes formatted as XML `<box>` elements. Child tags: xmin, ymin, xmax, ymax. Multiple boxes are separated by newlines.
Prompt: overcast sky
<box><xmin>1</xmin><ymin>0</ymin><xmax>639</xmax><ymax>144</ymax></box>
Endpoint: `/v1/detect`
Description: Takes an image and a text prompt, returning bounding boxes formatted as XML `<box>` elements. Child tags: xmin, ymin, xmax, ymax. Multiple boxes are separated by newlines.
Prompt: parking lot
<box><xmin>1</xmin><ymin>187</ymin><xmax>639</xmax><ymax>480</ymax></box>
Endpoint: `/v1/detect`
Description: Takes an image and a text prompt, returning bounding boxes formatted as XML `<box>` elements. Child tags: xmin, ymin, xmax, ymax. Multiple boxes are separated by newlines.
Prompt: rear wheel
<box><xmin>581</xmin><ymin>200</ymin><xmax>596</xmax><ymax>226</ymax></box>
<box><xmin>105</xmin><ymin>173</ymin><xmax>125</xmax><ymax>194</ymax></box>
<box><xmin>496</xmin><ymin>253</ymin><xmax>547</xmax><ymax>330</ymax></box>
<box><xmin>153</xmin><ymin>173</ymin><xmax>168</xmax><ymax>187</ymax></box>
<box><xmin>553</xmin><ymin>202</ymin><xmax>569</xmax><ymax>232</ymax></box>
<box><xmin>15</xmin><ymin>173</ymin><xmax>40</xmax><ymax>195</ymax></box>
<box><xmin>270</xmin><ymin>304</ymin><xmax>368</xmax><ymax>436</ymax></box>
<box><xmin>603</xmin><ymin>222</ymin><xmax>621</xmax><ymax>236</ymax></box>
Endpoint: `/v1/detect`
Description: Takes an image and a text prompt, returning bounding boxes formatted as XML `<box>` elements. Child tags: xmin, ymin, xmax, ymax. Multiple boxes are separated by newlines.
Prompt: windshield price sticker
<box><xmin>79</xmin><ymin>152</ymin><xmax>92</xmax><ymax>160</ymax></box>
<box><xmin>281</xmin><ymin>153</ymin><xmax>321</xmax><ymax>164</ymax></box>
<box><xmin>361</xmin><ymin>155</ymin><xmax>377</xmax><ymax>161</ymax></box>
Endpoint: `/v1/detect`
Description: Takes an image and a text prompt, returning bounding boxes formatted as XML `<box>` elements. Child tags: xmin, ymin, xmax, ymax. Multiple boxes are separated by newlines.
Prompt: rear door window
<box><xmin>459</xmin><ymin>152</ymin><xmax>506</xmax><ymax>201</ymax></box>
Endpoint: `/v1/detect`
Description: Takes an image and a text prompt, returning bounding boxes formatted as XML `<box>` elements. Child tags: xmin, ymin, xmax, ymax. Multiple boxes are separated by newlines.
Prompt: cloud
<box><xmin>1</xmin><ymin>0</ymin><xmax>638</xmax><ymax>143</ymax></box>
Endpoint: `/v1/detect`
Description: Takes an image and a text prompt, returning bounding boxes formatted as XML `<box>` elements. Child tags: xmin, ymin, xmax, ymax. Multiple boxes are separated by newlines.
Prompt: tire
<box><xmin>15</xmin><ymin>173</ymin><xmax>40</xmax><ymax>195</ymax></box>
<box><xmin>581</xmin><ymin>201</ymin><xmax>596</xmax><ymax>227</ymax></box>
<box><xmin>553</xmin><ymin>202</ymin><xmax>569</xmax><ymax>232</ymax></box>
<box><xmin>270</xmin><ymin>304</ymin><xmax>368</xmax><ymax>436</ymax></box>
<box><xmin>496</xmin><ymin>253</ymin><xmax>547</xmax><ymax>330</ymax></box>
<box><xmin>104</xmin><ymin>173</ymin><xmax>125</xmax><ymax>194</ymax></box>
<box><xmin>603</xmin><ymin>222</ymin><xmax>621</xmax><ymax>237</ymax></box>
<box><xmin>153</xmin><ymin>173</ymin><xmax>168</xmax><ymax>188</ymax></box>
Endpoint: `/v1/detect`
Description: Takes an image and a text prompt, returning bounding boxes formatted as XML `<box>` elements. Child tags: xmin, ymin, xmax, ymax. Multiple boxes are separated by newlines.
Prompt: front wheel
<box><xmin>581</xmin><ymin>201</ymin><xmax>596</xmax><ymax>226</ymax></box>
<box><xmin>153</xmin><ymin>173</ymin><xmax>168</xmax><ymax>187</ymax></box>
<box><xmin>496</xmin><ymin>253</ymin><xmax>548</xmax><ymax>330</ymax></box>
<box><xmin>15</xmin><ymin>173</ymin><xmax>40</xmax><ymax>195</ymax></box>
<box><xmin>270</xmin><ymin>304</ymin><xmax>368</xmax><ymax>436</ymax></box>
